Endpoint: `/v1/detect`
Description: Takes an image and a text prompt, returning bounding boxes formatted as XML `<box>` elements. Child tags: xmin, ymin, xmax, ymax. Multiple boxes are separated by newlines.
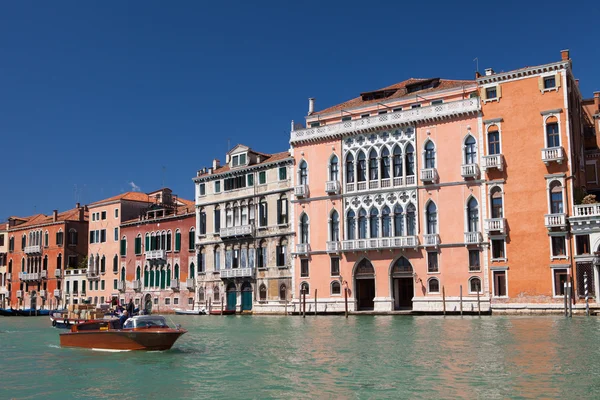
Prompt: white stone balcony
<box><xmin>170</xmin><ymin>279</ymin><xmax>180</xmax><ymax>290</ymax></box>
<box><xmin>464</xmin><ymin>231</ymin><xmax>482</xmax><ymax>244</ymax></box>
<box><xmin>347</xmin><ymin>175</ymin><xmax>417</xmax><ymax>193</ymax></box>
<box><xmin>19</xmin><ymin>272</ymin><xmax>40</xmax><ymax>281</ymax></box>
<box><xmin>145</xmin><ymin>249</ymin><xmax>166</xmax><ymax>261</ymax></box>
<box><xmin>24</xmin><ymin>245</ymin><xmax>42</xmax><ymax>255</ymax></box>
<box><xmin>39</xmin><ymin>290</ymin><xmax>47</xmax><ymax>298</ymax></box>
<box><xmin>423</xmin><ymin>234</ymin><xmax>440</xmax><ymax>247</ymax></box>
<box><xmin>186</xmin><ymin>278</ymin><xmax>196</xmax><ymax>291</ymax></box>
<box><xmin>295</xmin><ymin>243</ymin><xmax>310</xmax><ymax>255</ymax></box>
<box><xmin>0</xmin><ymin>286</ymin><xmax>8</xmax><ymax>296</ymax></box>
<box><xmin>326</xmin><ymin>241</ymin><xmax>341</xmax><ymax>253</ymax></box>
<box><xmin>220</xmin><ymin>224</ymin><xmax>254</xmax><ymax>239</ymax></box>
<box><xmin>545</xmin><ymin>213</ymin><xmax>567</xmax><ymax>230</ymax></box>
<box><xmin>294</xmin><ymin>184</ymin><xmax>308</xmax><ymax>198</ymax></box>
<box><xmin>290</xmin><ymin>98</ymin><xmax>480</xmax><ymax>144</ymax></box>
<box><xmin>53</xmin><ymin>289</ymin><xmax>61</xmax><ymax>298</ymax></box>
<box><xmin>17</xmin><ymin>290</ymin><xmax>23</xmax><ymax>298</ymax></box>
<box><xmin>571</xmin><ymin>204</ymin><xmax>600</xmax><ymax>228</ymax></box>
<box><xmin>40</xmin><ymin>270</ymin><xmax>47</xmax><ymax>279</ymax></box>
<box><xmin>6</xmin><ymin>273</ymin><xmax>11</xmax><ymax>281</ymax></box>
<box><xmin>342</xmin><ymin>236</ymin><xmax>419</xmax><ymax>251</ymax></box>
<box><xmin>420</xmin><ymin>168</ymin><xmax>438</xmax><ymax>184</ymax></box>
<box><xmin>325</xmin><ymin>180</ymin><xmax>341</xmax><ymax>195</ymax></box>
<box><xmin>133</xmin><ymin>280</ymin><xmax>141</xmax><ymax>291</ymax></box>
<box><xmin>220</xmin><ymin>268</ymin><xmax>254</xmax><ymax>279</ymax></box>
<box><xmin>484</xmin><ymin>218</ymin><xmax>506</xmax><ymax>234</ymax></box>
<box><xmin>542</xmin><ymin>147</ymin><xmax>564</xmax><ymax>165</ymax></box>
<box><xmin>117</xmin><ymin>281</ymin><xmax>125</xmax><ymax>292</ymax></box>
<box><xmin>54</xmin><ymin>269</ymin><xmax>61</xmax><ymax>278</ymax></box>
<box><xmin>86</xmin><ymin>269</ymin><xmax>100</xmax><ymax>280</ymax></box>
<box><xmin>461</xmin><ymin>164</ymin><xmax>480</xmax><ymax>179</ymax></box>
<box><xmin>482</xmin><ymin>154</ymin><xmax>504</xmax><ymax>171</ymax></box>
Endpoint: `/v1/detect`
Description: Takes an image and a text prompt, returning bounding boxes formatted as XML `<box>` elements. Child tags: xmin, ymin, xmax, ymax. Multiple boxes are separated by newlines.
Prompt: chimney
<box><xmin>52</xmin><ymin>210</ymin><xmax>58</xmax><ymax>222</ymax></box>
<box><xmin>475</xmin><ymin>71</ymin><xmax>481</xmax><ymax>79</ymax></box>
<box><xmin>208</xmin><ymin>167</ymin><xmax>213</xmax><ymax>175</ymax></box>
<box><xmin>225</xmin><ymin>154</ymin><xmax>230</xmax><ymax>163</ymax></box>
<box><xmin>79</xmin><ymin>207</ymin><xmax>84</xmax><ymax>220</ymax></box>
<box><xmin>561</xmin><ymin>49</ymin><xmax>570</xmax><ymax>61</ymax></box>
<box><xmin>575</xmin><ymin>79</ymin><xmax>579</xmax><ymax>87</ymax></box>
<box><xmin>594</xmin><ymin>92</ymin><xmax>600</xmax><ymax>111</ymax></box>
<box><xmin>308</xmin><ymin>98</ymin><xmax>315</xmax><ymax>114</ymax></box>
<box><xmin>76</xmin><ymin>202</ymin><xmax>80</xmax><ymax>209</ymax></box>
<box><xmin>290</xmin><ymin>120</ymin><xmax>295</xmax><ymax>132</ymax></box>
<box><xmin>212</xmin><ymin>159</ymin><xmax>220</xmax><ymax>169</ymax></box>
<box><xmin>484</xmin><ymin>68</ymin><xmax>494</xmax><ymax>76</ymax></box>
<box><xmin>257</xmin><ymin>155</ymin><xmax>262</xmax><ymax>163</ymax></box>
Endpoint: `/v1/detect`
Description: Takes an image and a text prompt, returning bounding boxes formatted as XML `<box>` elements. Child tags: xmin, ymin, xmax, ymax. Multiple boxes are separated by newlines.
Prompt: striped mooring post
<box><xmin>585</xmin><ymin>271</ymin><xmax>590</xmax><ymax>317</ymax></box>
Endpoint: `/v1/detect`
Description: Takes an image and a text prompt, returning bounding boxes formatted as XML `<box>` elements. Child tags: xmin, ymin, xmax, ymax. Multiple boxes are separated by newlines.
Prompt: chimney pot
<box><xmin>291</xmin><ymin>120</ymin><xmax>295</xmax><ymax>132</ymax></box>
<box><xmin>576</xmin><ymin>79</ymin><xmax>580</xmax><ymax>87</ymax></box>
<box><xmin>76</xmin><ymin>202</ymin><xmax>80</xmax><ymax>209</ymax></box>
<box><xmin>212</xmin><ymin>159</ymin><xmax>220</xmax><ymax>169</ymax></box>
<box><xmin>225</xmin><ymin>154</ymin><xmax>231</xmax><ymax>163</ymax></box>
<box><xmin>308</xmin><ymin>98</ymin><xmax>315</xmax><ymax>115</ymax></box>
<box><xmin>52</xmin><ymin>210</ymin><xmax>58</xmax><ymax>222</ymax></box>
<box><xmin>594</xmin><ymin>91</ymin><xmax>600</xmax><ymax>110</ymax></box>
<box><xmin>484</xmin><ymin>68</ymin><xmax>494</xmax><ymax>76</ymax></box>
<box><xmin>475</xmin><ymin>71</ymin><xmax>481</xmax><ymax>79</ymax></box>
<box><xmin>561</xmin><ymin>49</ymin><xmax>570</xmax><ymax>61</ymax></box>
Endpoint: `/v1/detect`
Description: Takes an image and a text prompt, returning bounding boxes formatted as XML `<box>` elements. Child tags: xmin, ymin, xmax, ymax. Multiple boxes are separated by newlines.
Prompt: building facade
<box><xmin>6</xmin><ymin>205</ymin><xmax>88</xmax><ymax>310</ymax></box>
<box><xmin>193</xmin><ymin>145</ymin><xmax>294</xmax><ymax>313</ymax></box>
<box><xmin>0</xmin><ymin>223</ymin><xmax>8</xmax><ymax>307</ymax></box>
<box><xmin>119</xmin><ymin>188</ymin><xmax>196</xmax><ymax>313</ymax></box>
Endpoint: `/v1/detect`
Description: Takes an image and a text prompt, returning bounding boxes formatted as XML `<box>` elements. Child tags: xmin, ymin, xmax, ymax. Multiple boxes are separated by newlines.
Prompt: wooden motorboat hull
<box><xmin>60</xmin><ymin>328</ymin><xmax>187</xmax><ymax>351</ymax></box>
<box><xmin>15</xmin><ymin>309</ymin><xmax>50</xmax><ymax>316</ymax></box>
<box><xmin>0</xmin><ymin>308</ymin><xmax>16</xmax><ymax>316</ymax></box>
<box><xmin>51</xmin><ymin>316</ymin><xmax>103</xmax><ymax>329</ymax></box>
<box><xmin>209</xmin><ymin>309</ymin><xmax>236</xmax><ymax>315</ymax></box>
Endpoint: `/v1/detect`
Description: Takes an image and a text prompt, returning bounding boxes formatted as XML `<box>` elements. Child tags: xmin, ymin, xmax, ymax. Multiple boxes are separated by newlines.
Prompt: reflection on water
<box><xmin>1</xmin><ymin>315</ymin><xmax>600</xmax><ymax>399</ymax></box>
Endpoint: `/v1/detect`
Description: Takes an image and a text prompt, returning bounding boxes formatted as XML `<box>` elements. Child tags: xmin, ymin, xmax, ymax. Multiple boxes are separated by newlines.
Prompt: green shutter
<box><xmin>144</xmin><ymin>268</ymin><xmax>148</xmax><ymax>287</ymax></box>
<box><xmin>175</xmin><ymin>233</ymin><xmax>181</xmax><ymax>251</ymax></box>
<box><xmin>166</xmin><ymin>267</ymin><xmax>171</xmax><ymax>287</ymax></box>
<box><xmin>120</xmin><ymin>239</ymin><xmax>126</xmax><ymax>256</ymax></box>
<box><xmin>145</xmin><ymin>235</ymin><xmax>150</xmax><ymax>252</ymax></box>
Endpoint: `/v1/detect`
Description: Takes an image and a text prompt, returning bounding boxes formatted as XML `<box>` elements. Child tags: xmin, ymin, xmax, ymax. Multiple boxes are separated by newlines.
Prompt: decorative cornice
<box><xmin>477</xmin><ymin>61</ymin><xmax>569</xmax><ymax>85</ymax></box>
<box><xmin>193</xmin><ymin>157</ymin><xmax>294</xmax><ymax>183</ymax></box>
<box><xmin>483</xmin><ymin>117</ymin><xmax>503</xmax><ymax>124</ymax></box>
<box><xmin>120</xmin><ymin>211</ymin><xmax>195</xmax><ymax>229</ymax></box>
<box><xmin>540</xmin><ymin>109</ymin><xmax>563</xmax><ymax>116</ymax></box>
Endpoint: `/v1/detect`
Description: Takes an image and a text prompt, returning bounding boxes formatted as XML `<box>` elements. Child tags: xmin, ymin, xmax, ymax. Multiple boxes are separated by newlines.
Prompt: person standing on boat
<box><xmin>126</xmin><ymin>299</ymin><xmax>134</xmax><ymax>317</ymax></box>
<box><xmin>119</xmin><ymin>310</ymin><xmax>129</xmax><ymax>328</ymax></box>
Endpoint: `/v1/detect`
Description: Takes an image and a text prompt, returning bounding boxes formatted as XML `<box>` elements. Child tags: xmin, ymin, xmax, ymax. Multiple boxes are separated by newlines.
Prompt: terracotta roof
<box><xmin>197</xmin><ymin>150</ymin><xmax>291</xmax><ymax>178</ymax></box>
<box><xmin>120</xmin><ymin>204</ymin><xmax>196</xmax><ymax>225</ymax></box>
<box><xmin>177</xmin><ymin>198</ymin><xmax>195</xmax><ymax>206</ymax></box>
<box><xmin>312</xmin><ymin>78</ymin><xmax>475</xmax><ymax>116</ymax></box>
<box><xmin>9</xmin><ymin>207</ymin><xmax>88</xmax><ymax>230</ymax></box>
<box><xmin>89</xmin><ymin>191</ymin><xmax>152</xmax><ymax>206</ymax></box>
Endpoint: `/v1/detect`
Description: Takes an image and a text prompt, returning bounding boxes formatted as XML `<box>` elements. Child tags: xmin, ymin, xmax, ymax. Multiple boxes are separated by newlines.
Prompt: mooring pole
<box><xmin>460</xmin><ymin>285</ymin><xmax>463</xmax><ymax>316</ymax></box>
<box><xmin>209</xmin><ymin>297</ymin><xmax>212</xmax><ymax>314</ymax></box>
<box><xmin>220</xmin><ymin>295</ymin><xmax>224</xmax><ymax>316</ymax></box>
<box><xmin>442</xmin><ymin>286</ymin><xmax>446</xmax><ymax>316</ymax></box>
<box><xmin>344</xmin><ymin>287</ymin><xmax>348</xmax><ymax>318</ymax></box>
<box><xmin>302</xmin><ymin>290</ymin><xmax>306</xmax><ymax>318</ymax></box>
<box><xmin>585</xmin><ymin>271</ymin><xmax>590</xmax><ymax>317</ymax></box>
<box><xmin>477</xmin><ymin>288</ymin><xmax>481</xmax><ymax>316</ymax></box>
<box><xmin>314</xmin><ymin>289</ymin><xmax>318</xmax><ymax>316</ymax></box>
<box><xmin>284</xmin><ymin>287</ymin><xmax>288</xmax><ymax>316</ymax></box>
<box><xmin>568</xmin><ymin>283</ymin><xmax>573</xmax><ymax>318</ymax></box>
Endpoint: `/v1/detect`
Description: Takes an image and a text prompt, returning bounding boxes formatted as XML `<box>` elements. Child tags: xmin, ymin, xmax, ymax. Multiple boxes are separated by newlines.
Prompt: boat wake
<box><xmin>91</xmin><ymin>348</ymin><xmax>132</xmax><ymax>353</ymax></box>
<box><xmin>48</xmin><ymin>344</ymin><xmax>60</xmax><ymax>349</ymax></box>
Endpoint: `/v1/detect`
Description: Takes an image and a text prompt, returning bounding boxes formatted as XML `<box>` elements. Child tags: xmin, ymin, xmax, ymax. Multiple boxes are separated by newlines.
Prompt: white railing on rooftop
<box><xmin>572</xmin><ymin>204</ymin><xmax>600</xmax><ymax>218</ymax></box>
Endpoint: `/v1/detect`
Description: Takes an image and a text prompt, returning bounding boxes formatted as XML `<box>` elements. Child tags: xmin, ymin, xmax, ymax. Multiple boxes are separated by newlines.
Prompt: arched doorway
<box><xmin>391</xmin><ymin>257</ymin><xmax>414</xmax><ymax>309</ymax></box>
<box><xmin>226</xmin><ymin>282</ymin><xmax>237</xmax><ymax>311</ymax></box>
<box><xmin>144</xmin><ymin>294</ymin><xmax>152</xmax><ymax>314</ymax></box>
<box><xmin>30</xmin><ymin>291</ymin><xmax>37</xmax><ymax>311</ymax></box>
<box><xmin>354</xmin><ymin>259</ymin><xmax>375</xmax><ymax>310</ymax></box>
<box><xmin>241</xmin><ymin>281</ymin><xmax>252</xmax><ymax>311</ymax></box>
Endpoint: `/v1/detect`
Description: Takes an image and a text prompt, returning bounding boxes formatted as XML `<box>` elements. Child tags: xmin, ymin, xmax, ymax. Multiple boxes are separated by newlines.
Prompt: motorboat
<box><xmin>59</xmin><ymin>315</ymin><xmax>187</xmax><ymax>351</ymax></box>
<box><xmin>50</xmin><ymin>315</ymin><xmax>104</xmax><ymax>329</ymax></box>
<box><xmin>14</xmin><ymin>309</ymin><xmax>50</xmax><ymax>316</ymax></box>
<box><xmin>174</xmin><ymin>308</ymin><xmax>206</xmax><ymax>315</ymax></box>
<box><xmin>0</xmin><ymin>308</ymin><xmax>16</xmax><ymax>316</ymax></box>
<box><xmin>209</xmin><ymin>309</ymin><xmax>236</xmax><ymax>316</ymax></box>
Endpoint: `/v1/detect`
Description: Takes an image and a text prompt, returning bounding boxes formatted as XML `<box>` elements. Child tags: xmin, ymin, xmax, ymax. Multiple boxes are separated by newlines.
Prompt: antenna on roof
<box><xmin>162</xmin><ymin>166</ymin><xmax>166</xmax><ymax>188</ymax></box>
<box><xmin>227</xmin><ymin>138</ymin><xmax>231</xmax><ymax>152</ymax></box>
<box><xmin>473</xmin><ymin>57</ymin><xmax>479</xmax><ymax>73</ymax></box>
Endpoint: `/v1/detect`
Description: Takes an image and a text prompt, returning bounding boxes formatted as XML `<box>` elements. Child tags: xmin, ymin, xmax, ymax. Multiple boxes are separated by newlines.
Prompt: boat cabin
<box><xmin>123</xmin><ymin>315</ymin><xmax>169</xmax><ymax>329</ymax></box>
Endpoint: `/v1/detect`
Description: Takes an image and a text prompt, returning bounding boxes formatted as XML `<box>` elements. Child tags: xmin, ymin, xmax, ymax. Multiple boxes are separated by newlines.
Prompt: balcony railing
<box><xmin>295</xmin><ymin>243</ymin><xmax>310</xmax><ymax>255</ymax></box>
<box><xmin>346</xmin><ymin>175</ymin><xmax>417</xmax><ymax>193</ymax></box>
<box><xmin>145</xmin><ymin>250</ymin><xmax>166</xmax><ymax>261</ymax></box>
<box><xmin>572</xmin><ymin>204</ymin><xmax>600</xmax><ymax>218</ymax></box>
<box><xmin>133</xmin><ymin>280</ymin><xmax>141</xmax><ymax>291</ymax></box>
<box><xmin>542</xmin><ymin>147</ymin><xmax>564</xmax><ymax>165</ymax></box>
<box><xmin>117</xmin><ymin>281</ymin><xmax>125</xmax><ymax>292</ymax></box>
<box><xmin>326</xmin><ymin>241</ymin><xmax>341</xmax><ymax>253</ymax></box>
<box><xmin>545</xmin><ymin>213</ymin><xmax>567</xmax><ymax>229</ymax></box>
<box><xmin>39</xmin><ymin>290</ymin><xmax>47</xmax><ymax>298</ymax></box>
<box><xmin>6</xmin><ymin>273</ymin><xmax>11</xmax><ymax>281</ymax></box>
<box><xmin>54</xmin><ymin>269</ymin><xmax>62</xmax><ymax>278</ymax></box>
<box><xmin>484</xmin><ymin>218</ymin><xmax>506</xmax><ymax>234</ymax></box>
<box><xmin>19</xmin><ymin>272</ymin><xmax>41</xmax><ymax>281</ymax></box>
<box><xmin>170</xmin><ymin>279</ymin><xmax>180</xmax><ymax>290</ymax></box>
<box><xmin>220</xmin><ymin>224</ymin><xmax>254</xmax><ymax>239</ymax></box>
<box><xmin>420</xmin><ymin>168</ymin><xmax>438</xmax><ymax>183</ymax></box>
<box><xmin>342</xmin><ymin>236</ymin><xmax>419</xmax><ymax>251</ymax></box>
<box><xmin>24</xmin><ymin>245</ymin><xmax>42</xmax><ymax>255</ymax></box>
<box><xmin>86</xmin><ymin>270</ymin><xmax>101</xmax><ymax>280</ymax></box>
<box><xmin>40</xmin><ymin>270</ymin><xmax>47</xmax><ymax>279</ymax></box>
<box><xmin>482</xmin><ymin>154</ymin><xmax>504</xmax><ymax>171</ymax></box>
<box><xmin>461</xmin><ymin>164</ymin><xmax>480</xmax><ymax>179</ymax></box>
<box><xmin>294</xmin><ymin>184</ymin><xmax>308</xmax><ymax>198</ymax></box>
<box><xmin>291</xmin><ymin>98</ymin><xmax>480</xmax><ymax>144</ymax></box>
<box><xmin>53</xmin><ymin>289</ymin><xmax>61</xmax><ymax>298</ymax></box>
<box><xmin>325</xmin><ymin>180</ymin><xmax>341</xmax><ymax>195</ymax></box>
<box><xmin>464</xmin><ymin>231</ymin><xmax>482</xmax><ymax>244</ymax></box>
<box><xmin>423</xmin><ymin>234</ymin><xmax>440</xmax><ymax>247</ymax></box>
<box><xmin>17</xmin><ymin>290</ymin><xmax>23</xmax><ymax>298</ymax></box>
<box><xmin>0</xmin><ymin>287</ymin><xmax>8</xmax><ymax>296</ymax></box>
<box><xmin>220</xmin><ymin>268</ymin><xmax>254</xmax><ymax>279</ymax></box>
<box><xmin>186</xmin><ymin>278</ymin><xmax>195</xmax><ymax>291</ymax></box>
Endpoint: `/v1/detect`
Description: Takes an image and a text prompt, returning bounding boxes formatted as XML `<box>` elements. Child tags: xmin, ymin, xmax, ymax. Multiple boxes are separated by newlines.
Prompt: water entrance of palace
<box><xmin>226</xmin><ymin>282</ymin><xmax>237</xmax><ymax>311</ymax></box>
<box><xmin>391</xmin><ymin>257</ymin><xmax>414</xmax><ymax>310</ymax></box>
<box><xmin>355</xmin><ymin>259</ymin><xmax>375</xmax><ymax>310</ymax></box>
<box><xmin>241</xmin><ymin>281</ymin><xmax>252</xmax><ymax>311</ymax></box>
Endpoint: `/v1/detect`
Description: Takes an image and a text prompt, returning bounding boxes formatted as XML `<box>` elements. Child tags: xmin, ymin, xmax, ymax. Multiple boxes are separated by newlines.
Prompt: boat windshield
<box><xmin>123</xmin><ymin>316</ymin><xmax>169</xmax><ymax>329</ymax></box>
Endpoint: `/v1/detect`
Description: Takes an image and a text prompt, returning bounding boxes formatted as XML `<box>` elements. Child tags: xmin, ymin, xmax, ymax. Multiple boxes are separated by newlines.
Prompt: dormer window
<box><xmin>231</xmin><ymin>153</ymin><xmax>247</xmax><ymax>167</ymax></box>
<box><xmin>544</xmin><ymin>76</ymin><xmax>556</xmax><ymax>89</ymax></box>
<box><xmin>486</xmin><ymin>87</ymin><xmax>497</xmax><ymax>99</ymax></box>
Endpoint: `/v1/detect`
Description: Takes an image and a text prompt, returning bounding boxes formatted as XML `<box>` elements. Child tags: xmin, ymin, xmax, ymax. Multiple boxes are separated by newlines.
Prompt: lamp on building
<box><xmin>413</xmin><ymin>272</ymin><xmax>422</xmax><ymax>284</ymax></box>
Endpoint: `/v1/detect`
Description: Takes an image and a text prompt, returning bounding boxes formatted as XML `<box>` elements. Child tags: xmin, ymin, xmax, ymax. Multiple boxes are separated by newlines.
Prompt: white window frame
<box><xmin>426</xmin><ymin>277</ymin><xmax>440</xmax><ymax>294</ymax></box>
<box><xmin>421</xmin><ymin>138</ymin><xmax>437</xmax><ymax>169</ymax></box>
<box><xmin>297</xmin><ymin>159</ymin><xmax>309</xmax><ymax>185</ymax></box>
<box><xmin>490</xmin><ymin>235</ymin><xmax>507</xmax><ymax>262</ymax></box>
<box><xmin>485</xmin><ymin>122</ymin><xmax>503</xmax><ymax>156</ymax></box>
<box><xmin>461</xmin><ymin>131</ymin><xmax>478</xmax><ymax>165</ymax></box>
<box><xmin>198</xmin><ymin>183</ymin><xmax>206</xmax><ymax>197</ymax></box>
<box><xmin>545</xmin><ymin>176</ymin><xmax>566</xmax><ymax>215</ymax></box>
<box><xmin>549</xmin><ymin>232</ymin><xmax>569</xmax><ymax>260</ymax></box>
<box><xmin>491</xmin><ymin>267</ymin><xmax>509</xmax><ymax>298</ymax></box>
<box><xmin>330</xmin><ymin>280</ymin><xmax>342</xmax><ymax>296</ymax></box>
<box><xmin>464</xmin><ymin>195</ymin><xmax>481</xmax><ymax>234</ymax></box>
<box><xmin>468</xmin><ymin>276</ymin><xmax>483</xmax><ymax>294</ymax></box>
<box><xmin>214</xmin><ymin>180</ymin><xmax>221</xmax><ymax>193</ymax></box>
<box><xmin>426</xmin><ymin>250</ymin><xmax>440</xmax><ymax>274</ymax></box>
<box><xmin>586</xmin><ymin>160</ymin><xmax>598</xmax><ymax>185</ymax></box>
<box><xmin>542</xmin><ymin>112</ymin><xmax>562</xmax><ymax>148</ymax></box>
<box><xmin>482</xmin><ymin>84</ymin><xmax>500</xmax><ymax>104</ymax></box>
<box><xmin>328</xmin><ymin>152</ymin><xmax>340</xmax><ymax>182</ymax></box>
<box><xmin>114</xmin><ymin>208</ymin><xmax>119</xmax><ymax>219</ymax></box>
<box><xmin>540</xmin><ymin>72</ymin><xmax>561</xmax><ymax>94</ymax></box>
<box><xmin>550</xmin><ymin>265</ymin><xmax>570</xmax><ymax>297</ymax></box>
<box><xmin>258</xmin><ymin>170</ymin><xmax>267</xmax><ymax>186</ymax></box>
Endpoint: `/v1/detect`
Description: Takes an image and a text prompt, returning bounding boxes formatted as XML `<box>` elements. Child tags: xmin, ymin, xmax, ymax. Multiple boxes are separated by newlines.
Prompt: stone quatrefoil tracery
<box><xmin>346</xmin><ymin>190</ymin><xmax>417</xmax><ymax>212</ymax></box>
<box><xmin>344</xmin><ymin>128</ymin><xmax>414</xmax><ymax>150</ymax></box>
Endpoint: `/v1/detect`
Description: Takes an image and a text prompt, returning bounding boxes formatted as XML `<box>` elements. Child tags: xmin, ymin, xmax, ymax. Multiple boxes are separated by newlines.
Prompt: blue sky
<box><xmin>1</xmin><ymin>1</ymin><xmax>598</xmax><ymax>219</ymax></box>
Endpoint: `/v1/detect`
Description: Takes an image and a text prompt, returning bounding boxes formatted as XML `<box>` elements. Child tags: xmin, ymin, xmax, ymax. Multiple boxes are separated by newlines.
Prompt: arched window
<box><xmin>330</xmin><ymin>210</ymin><xmax>339</xmax><ymax>242</ymax></box>
<box><xmin>406</xmin><ymin>204</ymin><xmax>416</xmax><ymax>236</ymax></box>
<box><xmin>357</xmin><ymin>151</ymin><xmax>366</xmax><ymax>182</ymax></box>
<box><xmin>120</xmin><ymin>267</ymin><xmax>125</xmax><ymax>283</ymax></box>
<box><xmin>424</xmin><ymin>141</ymin><xmax>435</xmax><ymax>168</ymax></box>
<box><xmin>426</xmin><ymin>202</ymin><xmax>438</xmax><ymax>234</ymax></box>
<box><xmin>43</xmin><ymin>255</ymin><xmax>48</xmax><ymax>270</ymax></box>
<box><xmin>488</xmin><ymin>125</ymin><xmax>500</xmax><ymax>155</ymax></box>
<box><xmin>159</xmin><ymin>267</ymin><xmax>166</xmax><ymax>289</ymax></box>
<box><xmin>199</xmin><ymin>287</ymin><xmax>205</xmax><ymax>302</ymax></box>
<box><xmin>392</xmin><ymin>257</ymin><xmax>413</xmax><ymax>273</ymax></box>
<box><xmin>405</xmin><ymin>144</ymin><xmax>415</xmax><ymax>176</ymax></box>
<box><xmin>347</xmin><ymin>210</ymin><xmax>356</xmax><ymax>240</ymax></box>
<box><xmin>44</xmin><ymin>231</ymin><xmax>49</xmax><ymax>247</ymax></box>
<box><xmin>369</xmin><ymin>149</ymin><xmax>378</xmax><ymax>180</ymax></box>
<box><xmin>174</xmin><ymin>263</ymin><xmax>180</xmax><ymax>280</ymax></box>
<box><xmin>300</xmin><ymin>282</ymin><xmax>310</xmax><ymax>295</ymax></box>
<box><xmin>346</xmin><ymin>153</ymin><xmax>355</xmax><ymax>183</ymax></box>
<box><xmin>394</xmin><ymin>205</ymin><xmax>404</xmax><ymax>236</ymax></box>
<box><xmin>470</xmin><ymin>277</ymin><xmax>482</xmax><ymax>293</ymax></box>
<box><xmin>331</xmin><ymin>281</ymin><xmax>341</xmax><ymax>295</ymax></box>
<box><xmin>213</xmin><ymin>246</ymin><xmax>221</xmax><ymax>271</ymax></box>
<box><xmin>358</xmin><ymin>208</ymin><xmax>367</xmax><ymax>239</ymax></box>
<box><xmin>381</xmin><ymin>148</ymin><xmax>390</xmax><ymax>180</ymax></box>
<box><xmin>189</xmin><ymin>262</ymin><xmax>195</xmax><ymax>278</ymax></box>
<box><xmin>161</xmin><ymin>230</ymin><xmax>167</xmax><ymax>250</ymax></box>
<box><xmin>465</xmin><ymin>135</ymin><xmax>477</xmax><ymax>164</ymax></box>
<box><xmin>393</xmin><ymin>146</ymin><xmax>403</xmax><ymax>178</ymax></box>
<box><xmin>299</xmin><ymin>213</ymin><xmax>309</xmax><ymax>244</ymax></box>
<box><xmin>166</xmin><ymin>265</ymin><xmax>171</xmax><ymax>286</ymax></box>
<box><xmin>382</xmin><ymin>206</ymin><xmax>391</xmax><ymax>237</ymax></box>
<box><xmin>149</xmin><ymin>267</ymin><xmax>155</xmax><ymax>288</ymax></box>
<box><xmin>546</xmin><ymin>116</ymin><xmax>560</xmax><ymax>148</ymax></box>
<box><xmin>428</xmin><ymin>278</ymin><xmax>440</xmax><ymax>293</ymax></box>
<box><xmin>166</xmin><ymin>230</ymin><xmax>172</xmax><ymax>251</ymax></box>
<box><xmin>467</xmin><ymin>198</ymin><xmax>479</xmax><ymax>232</ymax></box>
<box><xmin>490</xmin><ymin>187</ymin><xmax>503</xmax><ymax>218</ymax></box>
<box><xmin>369</xmin><ymin>208</ymin><xmax>379</xmax><ymax>238</ymax></box>
<box><xmin>550</xmin><ymin>181</ymin><xmax>563</xmax><ymax>214</ymax></box>
<box><xmin>213</xmin><ymin>286</ymin><xmax>220</xmax><ymax>302</ymax></box>
<box><xmin>136</xmin><ymin>266</ymin><xmax>141</xmax><ymax>281</ymax></box>
<box><xmin>234</xmin><ymin>204</ymin><xmax>240</xmax><ymax>227</ymax></box>
<box><xmin>329</xmin><ymin>155</ymin><xmax>339</xmax><ymax>181</ymax></box>
<box><xmin>279</xmin><ymin>284</ymin><xmax>287</xmax><ymax>301</ymax></box>
<box><xmin>144</xmin><ymin>266</ymin><xmax>149</xmax><ymax>287</ymax></box>
<box><xmin>299</xmin><ymin>160</ymin><xmax>308</xmax><ymax>185</ymax></box>
<box><xmin>259</xmin><ymin>284</ymin><xmax>267</xmax><ymax>301</ymax></box>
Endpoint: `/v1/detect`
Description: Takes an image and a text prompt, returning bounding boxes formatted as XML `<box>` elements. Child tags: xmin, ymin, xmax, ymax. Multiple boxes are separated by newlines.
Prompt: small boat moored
<box><xmin>175</xmin><ymin>308</ymin><xmax>206</xmax><ymax>315</ymax></box>
<box><xmin>209</xmin><ymin>309</ymin><xmax>236</xmax><ymax>316</ymax></box>
<box><xmin>59</xmin><ymin>315</ymin><xmax>187</xmax><ymax>351</ymax></box>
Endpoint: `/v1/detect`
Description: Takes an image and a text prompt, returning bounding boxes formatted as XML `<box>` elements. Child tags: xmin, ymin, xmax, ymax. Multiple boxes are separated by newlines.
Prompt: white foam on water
<box><xmin>48</xmin><ymin>344</ymin><xmax>60</xmax><ymax>348</ymax></box>
<box><xmin>91</xmin><ymin>348</ymin><xmax>131</xmax><ymax>353</ymax></box>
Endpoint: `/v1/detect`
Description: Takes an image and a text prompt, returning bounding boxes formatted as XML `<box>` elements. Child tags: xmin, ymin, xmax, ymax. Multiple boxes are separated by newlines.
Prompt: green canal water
<box><xmin>1</xmin><ymin>315</ymin><xmax>600</xmax><ymax>399</ymax></box>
